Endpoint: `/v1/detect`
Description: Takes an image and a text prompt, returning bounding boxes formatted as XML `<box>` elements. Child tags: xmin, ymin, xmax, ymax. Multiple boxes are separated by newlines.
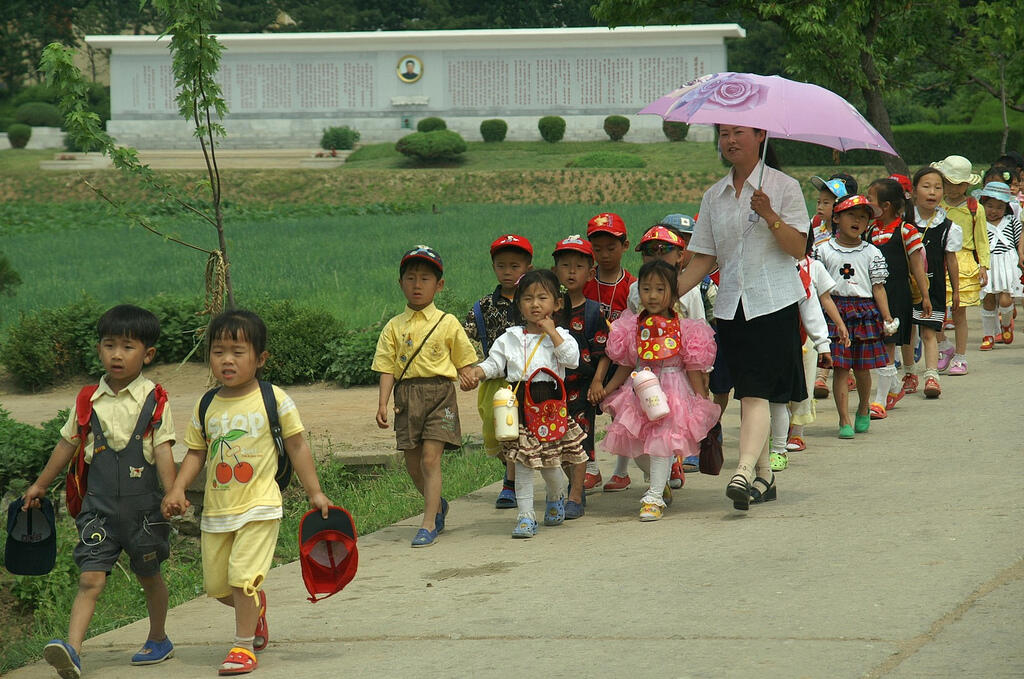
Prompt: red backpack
<box><xmin>64</xmin><ymin>384</ymin><xmax>168</xmax><ymax>517</ymax></box>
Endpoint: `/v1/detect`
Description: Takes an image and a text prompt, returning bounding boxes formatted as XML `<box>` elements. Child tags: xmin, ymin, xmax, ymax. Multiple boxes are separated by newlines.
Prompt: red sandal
<box><xmin>218</xmin><ymin>647</ymin><xmax>257</xmax><ymax>676</ymax></box>
<box><xmin>254</xmin><ymin>590</ymin><xmax>268</xmax><ymax>652</ymax></box>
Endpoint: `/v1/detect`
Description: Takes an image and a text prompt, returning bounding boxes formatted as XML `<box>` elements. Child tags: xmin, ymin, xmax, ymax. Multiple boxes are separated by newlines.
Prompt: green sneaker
<box><xmin>838</xmin><ymin>424</ymin><xmax>855</xmax><ymax>439</ymax></box>
<box><xmin>854</xmin><ymin>413</ymin><xmax>871</xmax><ymax>433</ymax></box>
<box><xmin>769</xmin><ymin>451</ymin><xmax>788</xmax><ymax>471</ymax></box>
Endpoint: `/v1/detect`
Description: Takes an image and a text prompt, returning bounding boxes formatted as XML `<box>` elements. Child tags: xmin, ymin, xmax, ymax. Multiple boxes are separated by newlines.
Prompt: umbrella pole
<box><xmin>756</xmin><ymin>130</ymin><xmax>769</xmax><ymax>189</ymax></box>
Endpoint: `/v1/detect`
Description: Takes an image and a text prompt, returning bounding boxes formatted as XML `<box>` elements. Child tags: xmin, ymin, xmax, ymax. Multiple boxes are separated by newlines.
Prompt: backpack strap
<box><xmin>258</xmin><ymin>381</ymin><xmax>285</xmax><ymax>457</ymax></box>
<box><xmin>197</xmin><ymin>387</ymin><xmax>222</xmax><ymax>445</ymax></box>
<box><xmin>75</xmin><ymin>385</ymin><xmax>99</xmax><ymax>432</ymax></box>
<box><xmin>967</xmin><ymin>197</ymin><xmax>978</xmax><ymax>219</ymax></box>
<box><xmin>472</xmin><ymin>301</ymin><xmax>489</xmax><ymax>356</ymax></box>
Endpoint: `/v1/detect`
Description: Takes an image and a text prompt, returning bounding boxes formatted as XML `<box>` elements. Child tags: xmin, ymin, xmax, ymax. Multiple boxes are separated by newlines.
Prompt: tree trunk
<box><xmin>860</xmin><ymin>85</ymin><xmax>907</xmax><ymax>175</ymax></box>
<box><xmin>999</xmin><ymin>58</ymin><xmax>1008</xmax><ymax>155</ymax></box>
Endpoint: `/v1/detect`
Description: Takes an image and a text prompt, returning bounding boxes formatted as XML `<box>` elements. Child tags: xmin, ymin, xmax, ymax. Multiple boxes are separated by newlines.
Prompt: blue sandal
<box><xmin>495</xmin><ymin>482</ymin><xmax>517</xmax><ymax>509</ymax></box>
<box><xmin>564</xmin><ymin>500</ymin><xmax>584</xmax><ymax>519</ymax></box>
<box><xmin>411</xmin><ymin>528</ymin><xmax>437</xmax><ymax>547</ymax></box>
<box><xmin>511</xmin><ymin>516</ymin><xmax>537</xmax><ymax>538</ymax></box>
<box><xmin>43</xmin><ymin>640</ymin><xmax>82</xmax><ymax>679</ymax></box>
<box><xmin>435</xmin><ymin>498</ymin><xmax>449</xmax><ymax>533</ymax></box>
<box><xmin>131</xmin><ymin>637</ymin><xmax>175</xmax><ymax>665</ymax></box>
<box><xmin>544</xmin><ymin>497</ymin><xmax>565</xmax><ymax>526</ymax></box>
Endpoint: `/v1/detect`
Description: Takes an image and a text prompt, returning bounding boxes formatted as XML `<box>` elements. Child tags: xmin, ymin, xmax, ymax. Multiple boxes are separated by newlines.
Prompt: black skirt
<box><xmin>716</xmin><ymin>302</ymin><xmax>806</xmax><ymax>403</ymax></box>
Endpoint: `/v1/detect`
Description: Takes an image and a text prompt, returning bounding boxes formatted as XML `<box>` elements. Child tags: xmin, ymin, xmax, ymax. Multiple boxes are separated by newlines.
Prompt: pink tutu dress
<box><xmin>601</xmin><ymin>310</ymin><xmax>721</xmax><ymax>459</ymax></box>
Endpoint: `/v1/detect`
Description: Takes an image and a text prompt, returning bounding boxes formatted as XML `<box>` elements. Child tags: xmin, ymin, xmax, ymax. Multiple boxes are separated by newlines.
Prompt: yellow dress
<box><xmin>942</xmin><ymin>198</ymin><xmax>991</xmax><ymax>307</ymax></box>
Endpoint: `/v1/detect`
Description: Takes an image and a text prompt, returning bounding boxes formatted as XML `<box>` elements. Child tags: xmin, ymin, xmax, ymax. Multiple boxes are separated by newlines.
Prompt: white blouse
<box><xmin>689</xmin><ymin>162</ymin><xmax>810</xmax><ymax>320</ymax></box>
<box><xmin>798</xmin><ymin>258</ymin><xmax>835</xmax><ymax>354</ymax></box>
<box><xmin>478</xmin><ymin>326</ymin><xmax>579</xmax><ymax>382</ymax></box>
<box><xmin>816</xmin><ymin>239</ymin><xmax>888</xmax><ymax>298</ymax></box>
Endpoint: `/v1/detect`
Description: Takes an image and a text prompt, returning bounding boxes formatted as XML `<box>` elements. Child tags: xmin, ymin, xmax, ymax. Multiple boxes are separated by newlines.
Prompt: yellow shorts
<box><xmin>477</xmin><ymin>379</ymin><xmax>505</xmax><ymax>457</ymax></box>
<box><xmin>947</xmin><ymin>249</ymin><xmax>981</xmax><ymax>308</ymax></box>
<box><xmin>201</xmin><ymin>519</ymin><xmax>280</xmax><ymax>599</ymax></box>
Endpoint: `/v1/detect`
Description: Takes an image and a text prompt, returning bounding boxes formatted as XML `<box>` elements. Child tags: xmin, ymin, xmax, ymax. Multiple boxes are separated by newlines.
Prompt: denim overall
<box><xmin>73</xmin><ymin>391</ymin><xmax>169</xmax><ymax>576</ymax></box>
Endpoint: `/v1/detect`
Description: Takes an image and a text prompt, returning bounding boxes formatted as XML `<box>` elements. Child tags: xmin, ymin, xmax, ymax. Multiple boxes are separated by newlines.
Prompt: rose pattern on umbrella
<box><xmin>667</xmin><ymin>74</ymin><xmax>767</xmax><ymax>118</ymax></box>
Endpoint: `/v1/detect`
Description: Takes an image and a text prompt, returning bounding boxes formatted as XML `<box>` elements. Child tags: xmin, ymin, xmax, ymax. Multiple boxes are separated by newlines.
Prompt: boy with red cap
<box><xmin>584</xmin><ymin>213</ymin><xmax>636</xmax><ymax>323</ymax></box>
<box><xmin>464</xmin><ymin>234</ymin><xmax>534</xmax><ymax>508</ymax></box>
<box><xmin>552</xmin><ymin>235</ymin><xmax>607</xmax><ymax>517</ymax></box>
<box><xmin>373</xmin><ymin>246</ymin><xmax>478</xmax><ymax>547</ymax></box>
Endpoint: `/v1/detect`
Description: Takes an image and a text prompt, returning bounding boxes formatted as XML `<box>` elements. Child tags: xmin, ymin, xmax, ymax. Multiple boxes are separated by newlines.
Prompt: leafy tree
<box><xmin>72</xmin><ymin>1</ymin><xmax>164</xmax><ymax>81</ymax></box>
<box><xmin>0</xmin><ymin>0</ymin><xmax>79</xmax><ymax>94</ymax></box>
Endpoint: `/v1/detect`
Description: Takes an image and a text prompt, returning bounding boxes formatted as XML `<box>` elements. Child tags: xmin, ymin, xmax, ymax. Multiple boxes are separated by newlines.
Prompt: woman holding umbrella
<box><xmin>677</xmin><ymin>125</ymin><xmax>810</xmax><ymax>510</ymax></box>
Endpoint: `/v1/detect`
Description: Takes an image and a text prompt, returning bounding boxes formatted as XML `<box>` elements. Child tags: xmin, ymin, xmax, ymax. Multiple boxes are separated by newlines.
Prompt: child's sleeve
<box><xmin>370</xmin><ymin>319</ymin><xmax>398</xmax><ymax>376</ymax></box>
<box><xmin>974</xmin><ymin>208</ymin><xmax>991</xmax><ymax>269</ymax></box>
<box><xmin>448</xmin><ymin>317</ymin><xmax>479</xmax><ymax>369</ymax></box>
<box><xmin>553</xmin><ymin>329</ymin><xmax>579</xmax><ymax>370</ymax></box>
<box><xmin>477</xmin><ymin>331</ymin><xmax>509</xmax><ymax>380</ymax></box>
<box><xmin>183</xmin><ymin>400</ymin><xmax>208</xmax><ymax>452</ymax></box>
<box><xmin>59</xmin><ymin>407</ymin><xmax>80</xmax><ymax>446</ymax></box>
<box><xmin>810</xmin><ymin>259</ymin><xmax>836</xmax><ymax>296</ymax></box>
<box><xmin>604</xmin><ymin>311</ymin><xmax>637</xmax><ymax>366</ymax></box>
<box><xmin>152</xmin><ymin>401</ymin><xmax>175</xmax><ymax>448</ymax></box>
<box><xmin>463</xmin><ymin>306</ymin><xmax>478</xmax><ymax>341</ymax></box>
<box><xmin>679</xmin><ymin>319</ymin><xmax>717</xmax><ymax>371</ymax></box>
<box><xmin>272</xmin><ymin>386</ymin><xmax>304</xmax><ymax>438</ymax></box>
<box><xmin>869</xmin><ymin>251</ymin><xmax>889</xmax><ymax>285</ymax></box>
<box><xmin>946</xmin><ymin>223</ymin><xmax>963</xmax><ymax>252</ymax></box>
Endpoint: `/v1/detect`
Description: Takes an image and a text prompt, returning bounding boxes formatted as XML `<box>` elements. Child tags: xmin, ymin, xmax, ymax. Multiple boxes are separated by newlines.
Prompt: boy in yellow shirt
<box><xmin>373</xmin><ymin>245</ymin><xmax>478</xmax><ymax>547</ymax></box>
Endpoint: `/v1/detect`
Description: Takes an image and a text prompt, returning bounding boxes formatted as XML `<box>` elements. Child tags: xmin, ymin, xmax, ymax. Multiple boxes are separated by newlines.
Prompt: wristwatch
<box><xmin>771</xmin><ymin>219</ymin><xmax>782</xmax><ymax>230</ymax></box>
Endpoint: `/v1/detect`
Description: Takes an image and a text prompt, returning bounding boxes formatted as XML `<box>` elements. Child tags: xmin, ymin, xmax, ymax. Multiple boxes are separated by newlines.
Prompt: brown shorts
<box><xmin>394</xmin><ymin>377</ymin><xmax>462</xmax><ymax>451</ymax></box>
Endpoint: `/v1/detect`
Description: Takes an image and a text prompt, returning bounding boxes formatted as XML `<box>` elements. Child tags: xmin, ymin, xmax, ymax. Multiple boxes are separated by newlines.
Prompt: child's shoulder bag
<box><xmin>199</xmin><ymin>381</ymin><xmax>292</xmax><ymax>491</ymax></box>
<box><xmin>523</xmin><ymin>367</ymin><xmax>569</xmax><ymax>442</ymax></box>
<box><xmin>65</xmin><ymin>384</ymin><xmax>168</xmax><ymax>517</ymax></box>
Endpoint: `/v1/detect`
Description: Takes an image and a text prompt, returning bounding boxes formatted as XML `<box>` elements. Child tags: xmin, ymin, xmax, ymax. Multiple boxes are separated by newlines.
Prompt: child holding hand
<box><xmin>467</xmin><ymin>270</ymin><xmax>587</xmax><ymax>538</ymax></box>
<box><xmin>597</xmin><ymin>261</ymin><xmax>720</xmax><ymax>520</ymax></box>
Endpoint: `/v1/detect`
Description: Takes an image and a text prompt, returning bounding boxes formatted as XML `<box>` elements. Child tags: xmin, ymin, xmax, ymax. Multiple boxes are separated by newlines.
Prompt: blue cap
<box><xmin>5</xmin><ymin>498</ymin><xmax>56</xmax><ymax>576</ymax></box>
<box><xmin>811</xmin><ymin>176</ymin><xmax>851</xmax><ymax>200</ymax></box>
<box><xmin>658</xmin><ymin>213</ymin><xmax>695</xmax><ymax>235</ymax></box>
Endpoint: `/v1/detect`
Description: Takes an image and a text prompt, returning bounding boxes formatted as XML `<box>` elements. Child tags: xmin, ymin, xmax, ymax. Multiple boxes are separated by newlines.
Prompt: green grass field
<box><xmin>0</xmin><ymin>201</ymin><xmax>696</xmax><ymax>332</ymax></box>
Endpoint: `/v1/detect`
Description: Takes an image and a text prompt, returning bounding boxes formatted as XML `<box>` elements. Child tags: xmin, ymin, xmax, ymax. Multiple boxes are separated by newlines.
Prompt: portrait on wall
<box><xmin>396</xmin><ymin>55</ymin><xmax>423</xmax><ymax>83</ymax></box>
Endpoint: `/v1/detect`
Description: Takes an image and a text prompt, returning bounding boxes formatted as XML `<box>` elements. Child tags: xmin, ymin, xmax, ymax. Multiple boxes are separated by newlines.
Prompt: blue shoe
<box><xmin>564</xmin><ymin>500</ymin><xmax>584</xmax><ymax>520</ymax></box>
<box><xmin>544</xmin><ymin>497</ymin><xmax>565</xmax><ymax>526</ymax></box>
<box><xmin>914</xmin><ymin>336</ymin><xmax>923</xmax><ymax>363</ymax></box>
<box><xmin>411</xmin><ymin>528</ymin><xmax>437</xmax><ymax>547</ymax></box>
<box><xmin>435</xmin><ymin>498</ymin><xmax>449</xmax><ymax>534</ymax></box>
<box><xmin>495</xmin><ymin>485</ymin><xmax>517</xmax><ymax>509</ymax></box>
<box><xmin>43</xmin><ymin>640</ymin><xmax>81</xmax><ymax>679</ymax></box>
<box><xmin>131</xmin><ymin>637</ymin><xmax>174</xmax><ymax>665</ymax></box>
<box><xmin>511</xmin><ymin>516</ymin><xmax>537</xmax><ymax>538</ymax></box>
<box><xmin>682</xmin><ymin>455</ymin><xmax>699</xmax><ymax>473</ymax></box>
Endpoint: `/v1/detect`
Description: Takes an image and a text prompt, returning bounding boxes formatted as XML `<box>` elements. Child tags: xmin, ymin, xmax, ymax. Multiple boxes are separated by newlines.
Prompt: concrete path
<box><xmin>8</xmin><ymin>314</ymin><xmax>1024</xmax><ymax>678</ymax></box>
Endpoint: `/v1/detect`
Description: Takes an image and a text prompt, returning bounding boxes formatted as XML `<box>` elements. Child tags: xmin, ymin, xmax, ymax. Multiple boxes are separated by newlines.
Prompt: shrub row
<box><xmin>393</xmin><ymin>116</ymin><xmax>688</xmax><ymax>143</ymax></box>
<box><xmin>396</xmin><ymin>129</ymin><xmax>467</xmax><ymax>162</ymax></box>
<box><xmin>1</xmin><ymin>296</ymin><xmax>382</xmax><ymax>391</ymax></box>
<box><xmin>15</xmin><ymin>102</ymin><xmax>62</xmax><ymax>127</ymax></box>
<box><xmin>773</xmin><ymin>124</ymin><xmax>1024</xmax><ymax>167</ymax></box>
<box><xmin>0</xmin><ymin>408</ymin><xmax>66</xmax><ymax>492</ymax></box>
<box><xmin>319</xmin><ymin>125</ymin><xmax>360</xmax><ymax>151</ymax></box>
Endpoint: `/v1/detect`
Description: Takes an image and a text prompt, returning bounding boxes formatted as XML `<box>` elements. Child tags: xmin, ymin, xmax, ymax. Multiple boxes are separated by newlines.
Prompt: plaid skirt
<box><xmin>828</xmin><ymin>296</ymin><xmax>888</xmax><ymax>370</ymax></box>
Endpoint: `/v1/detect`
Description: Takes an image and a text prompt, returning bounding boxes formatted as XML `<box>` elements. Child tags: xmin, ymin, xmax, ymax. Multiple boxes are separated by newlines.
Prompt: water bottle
<box><xmin>493</xmin><ymin>386</ymin><xmax>519</xmax><ymax>441</ymax></box>
<box><xmin>631</xmin><ymin>369</ymin><xmax>670</xmax><ymax>421</ymax></box>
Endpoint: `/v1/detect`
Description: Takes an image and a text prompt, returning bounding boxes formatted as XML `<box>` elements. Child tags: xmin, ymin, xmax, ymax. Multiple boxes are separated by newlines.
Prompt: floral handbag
<box><xmin>523</xmin><ymin>368</ymin><xmax>569</xmax><ymax>442</ymax></box>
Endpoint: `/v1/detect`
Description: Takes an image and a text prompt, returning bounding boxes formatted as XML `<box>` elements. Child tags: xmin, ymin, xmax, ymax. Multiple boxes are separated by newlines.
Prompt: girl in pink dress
<box><xmin>597</xmin><ymin>260</ymin><xmax>721</xmax><ymax>521</ymax></box>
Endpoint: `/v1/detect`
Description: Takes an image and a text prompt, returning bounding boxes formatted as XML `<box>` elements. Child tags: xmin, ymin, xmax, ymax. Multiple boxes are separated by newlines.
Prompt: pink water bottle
<box><xmin>631</xmin><ymin>369</ymin><xmax>670</xmax><ymax>421</ymax></box>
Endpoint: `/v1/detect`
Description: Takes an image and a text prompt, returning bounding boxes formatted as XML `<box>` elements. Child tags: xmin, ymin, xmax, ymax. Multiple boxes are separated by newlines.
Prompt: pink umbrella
<box><xmin>639</xmin><ymin>72</ymin><xmax>899</xmax><ymax>157</ymax></box>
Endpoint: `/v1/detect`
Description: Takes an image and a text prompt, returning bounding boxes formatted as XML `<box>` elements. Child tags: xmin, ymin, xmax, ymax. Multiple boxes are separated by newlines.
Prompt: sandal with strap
<box><xmin>218</xmin><ymin>647</ymin><xmax>257</xmax><ymax>676</ymax></box>
<box><xmin>750</xmin><ymin>475</ymin><xmax>777</xmax><ymax>504</ymax></box>
<box><xmin>253</xmin><ymin>590</ymin><xmax>268</xmax><ymax>652</ymax></box>
<box><xmin>726</xmin><ymin>473</ymin><xmax>750</xmax><ymax>511</ymax></box>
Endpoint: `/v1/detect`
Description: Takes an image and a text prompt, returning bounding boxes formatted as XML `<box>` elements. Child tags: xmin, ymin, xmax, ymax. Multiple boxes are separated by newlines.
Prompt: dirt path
<box><xmin>0</xmin><ymin>364</ymin><xmax>484</xmax><ymax>460</ymax></box>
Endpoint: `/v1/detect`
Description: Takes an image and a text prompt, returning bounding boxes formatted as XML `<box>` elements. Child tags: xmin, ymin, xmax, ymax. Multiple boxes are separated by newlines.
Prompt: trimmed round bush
<box><xmin>14</xmin><ymin>102</ymin><xmax>62</xmax><ymax>127</ymax></box>
<box><xmin>416</xmin><ymin>117</ymin><xmax>447</xmax><ymax>132</ymax></box>
<box><xmin>320</xmin><ymin>125</ymin><xmax>360</xmax><ymax>150</ymax></box>
<box><xmin>0</xmin><ymin>117</ymin><xmax>14</xmax><ymax>133</ymax></box>
<box><xmin>603</xmin><ymin>115</ymin><xmax>630</xmax><ymax>141</ymax></box>
<box><xmin>538</xmin><ymin>116</ymin><xmax>566</xmax><ymax>143</ymax></box>
<box><xmin>662</xmin><ymin>120</ymin><xmax>690</xmax><ymax>142</ymax></box>
<box><xmin>480</xmin><ymin>118</ymin><xmax>508</xmax><ymax>142</ymax></box>
<box><xmin>395</xmin><ymin>130</ymin><xmax>467</xmax><ymax>163</ymax></box>
<box><xmin>7</xmin><ymin>123</ymin><xmax>31</xmax><ymax>149</ymax></box>
<box><xmin>566</xmin><ymin>151</ymin><xmax>646</xmax><ymax>169</ymax></box>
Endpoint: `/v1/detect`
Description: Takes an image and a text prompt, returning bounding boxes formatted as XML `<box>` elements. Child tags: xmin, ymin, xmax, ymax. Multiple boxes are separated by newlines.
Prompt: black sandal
<box><xmin>750</xmin><ymin>474</ymin><xmax>777</xmax><ymax>504</ymax></box>
<box><xmin>726</xmin><ymin>474</ymin><xmax>750</xmax><ymax>511</ymax></box>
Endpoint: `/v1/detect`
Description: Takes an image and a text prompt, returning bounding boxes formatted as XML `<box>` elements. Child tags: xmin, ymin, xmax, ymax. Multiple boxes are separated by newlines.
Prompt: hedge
<box><xmin>773</xmin><ymin>124</ymin><xmax>1024</xmax><ymax>167</ymax></box>
<box><xmin>395</xmin><ymin>130</ymin><xmax>467</xmax><ymax>162</ymax></box>
<box><xmin>480</xmin><ymin>118</ymin><xmax>508</xmax><ymax>142</ymax></box>
<box><xmin>7</xmin><ymin>123</ymin><xmax>31</xmax><ymax>149</ymax></box>
<box><xmin>320</xmin><ymin>125</ymin><xmax>360</xmax><ymax>150</ymax></box>
<box><xmin>603</xmin><ymin>115</ymin><xmax>630</xmax><ymax>141</ymax></box>
<box><xmin>663</xmin><ymin>120</ymin><xmax>689</xmax><ymax>142</ymax></box>
<box><xmin>538</xmin><ymin>116</ymin><xmax>566</xmax><ymax>143</ymax></box>
<box><xmin>416</xmin><ymin>117</ymin><xmax>447</xmax><ymax>132</ymax></box>
<box><xmin>566</xmin><ymin>151</ymin><xmax>646</xmax><ymax>169</ymax></box>
<box><xmin>14</xmin><ymin>102</ymin><xmax>62</xmax><ymax>127</ymax></box>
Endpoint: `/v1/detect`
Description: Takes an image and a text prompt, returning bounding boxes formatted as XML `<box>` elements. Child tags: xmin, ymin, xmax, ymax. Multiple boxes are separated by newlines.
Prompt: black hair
<box><xmin>399</xmin><ymin>258</ymin><xmax>442</xmax><ymax>280</ymax></box>
<box><xmin>552</xmin><ymin>249</ymin><xmax>594</xmax><ymax>267</ymax></box>
<box><xmin>996</xmin><ymin>152</ymin><xmax>1024</xmax><ymax>171</ymax></box>
<box><xmin>588</xmin><ymin>231</ymin><xmax>628</xmax><ymax>245</ymax></box>
<box><xmin>491</xmin><ymin>245</ymin><xmax>533</xmax><ymax>262</ymax></box>
<box><xmin>905</xmin><ymin>166</ymin><xmax>945</xmax><ymax>222</ymax></box>
<box><xmin>828</xmin><ymin>172</ymin><xmax>859</xmax><ymax>196</ymax></box>
<box><xmin>406</xmin><ymin>60</ymin><xmax>415</xmax><ymax>66</ymax></box>
<box><xmin>97</xmin><ymin>304</ymin><xmax>160</xmax><ymax>347</ymax></box>
<box><xmin>512</xmin><ymin>269</ymin><xmax>569</xmax><ymax>327</ymax></box>
<box><xmin>868</xmin><ymin>177</ymin><xmax>905</xmax><ymax>219</ymax></box>
<box><xmin>804</xmin><ymin>226</ymin><xmax>815</xmax><ymax>256</ymax></box>
<box><xmin>714</xmin><ymin>125</ymin><xmax>781</xmax><ymax>170</ymax></box>
<box><xmin>984</xmin><ymin>164</ymin><xmax>1021</xmax><ymax>186</ymax></box>
<box><xmin>636</xmin><ymin>260</ymin><xmax>680</xmax><ymax>315</ymax></box>
<box><xmin>207</xmin><ymin>309</ymin><xmax>268</xmax><ymax>358</ymax></box>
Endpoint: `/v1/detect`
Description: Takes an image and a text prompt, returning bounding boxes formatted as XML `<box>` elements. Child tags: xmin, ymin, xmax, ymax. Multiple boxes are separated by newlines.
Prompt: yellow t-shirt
<box><xmin>941</xmin><ymin>198</ymin><xmax>991</xmax><ymax>269</ymax></box>
<box><xmin>59</xmin><ymin>374</ymin><xmax>175</xmax><ymax>465</ymax></box>
<box><xmin>371</xmin><ymin>303</ymin><xmax>478</xmax><ymax>379</ymax></box>
<box><xmin>184</xmin><ymin>385</ymin><xmax>303</xmax><ymax>519</ymax></box>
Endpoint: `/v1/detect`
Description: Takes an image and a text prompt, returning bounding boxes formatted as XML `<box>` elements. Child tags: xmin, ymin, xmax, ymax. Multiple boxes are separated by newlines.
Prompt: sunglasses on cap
<box><xmin>640</xmin><ymin>243</ymin><xmax>681</xmax><ymax>256</ymax></box>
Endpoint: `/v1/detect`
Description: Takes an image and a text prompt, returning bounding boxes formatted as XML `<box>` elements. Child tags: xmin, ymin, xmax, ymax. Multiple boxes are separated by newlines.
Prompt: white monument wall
<box><xmin>88</xmin><ymin>26</ymin><xmax>744</xmax><ymax>149</ymax></box>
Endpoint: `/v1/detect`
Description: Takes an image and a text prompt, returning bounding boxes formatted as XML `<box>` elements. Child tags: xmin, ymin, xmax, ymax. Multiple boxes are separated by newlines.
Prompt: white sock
<box><xmin>585</xmin><ymin>459</ymin><xmax>600</xmax><ymax>475</ymax></box>
<box><xmin>873</xmin><ymin>365</ymin><xmax>894</xmax><ymax>404</ymax></box>
<box><xmin>539</xmin><ymin>467</ymin><xmax>564</xmax><ymax>501</ymax></box>
<box><xmin>790</xmin><ymin>424</ymin><xmax>804</xmax><ymax>437</ymax></box>
<box><xmin>982</xmin><ymin>308</ymin><xmax>999</xmax><ymax>337</ymax></box>
<box><xmin>999</xmin><ymin>305</ymin><xmax>1014</xmax><ymax>327</ymax></box>
<box><xmin>890</xmin><ymin>367</ymin><xmax>903</xmax><ymax>394</ymax></box>
<box><xmin>514</xmin><ymin>463</ymin><xmax>536</xmax><ymax>520</ymax></box>
<box><xmin>613</xmin><ymin>455</ymin><xmax>630</xmax><ymax>477</ymax></box>
<box><xmin>769</xmin><ymin>402</ymin><xmax>789</xmax><ymax>453</ymax></box>
<box><xmin>938</xmin><ymin>338</ymin><xmax>954</xmax><ymax>352</ymax></box>
<box><xmin>641</xmin><ymin>456</ymin><xmax>672</xmax><ymax>506</ymax></box>
<box><xmin>952</xmin><ymin>353</ymin><xmax>966</xmax><ymax>362</ymax></box>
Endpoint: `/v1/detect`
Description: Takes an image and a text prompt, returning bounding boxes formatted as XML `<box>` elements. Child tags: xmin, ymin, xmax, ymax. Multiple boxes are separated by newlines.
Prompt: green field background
<box><xmin>2</xmin><ymin>202</ymin><xmax>699</xmax><ymax>331</ymax></box>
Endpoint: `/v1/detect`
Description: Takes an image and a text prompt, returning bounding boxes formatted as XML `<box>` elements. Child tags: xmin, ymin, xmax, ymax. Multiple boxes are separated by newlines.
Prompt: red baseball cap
<box><xmin>299</xmin><ymin>506</ymin><xmax>358</xmax><ymax>603</ymax></box>
<box><xmin>586</xmin><ymin>213</ymin><xmax>627</xmax><ymax>238</ymax></box>
<box><xmin>889</xmin><ymin>173</ymin><xmax>912</xmax><ymax>195</ymax></box>
<box><xmin>635</xmin><ymin>225</ymin><xmax>685</xmax><ymax>251</ymax></box>
<box><xmin>490</xmin><ymin>234</ymin><xmax>533</xmax><ymax>256</ymax></box>
<box><xmin>552</xmin><ymin>234</ymin><xmax>593</xmax><ymax>257</ymax></box>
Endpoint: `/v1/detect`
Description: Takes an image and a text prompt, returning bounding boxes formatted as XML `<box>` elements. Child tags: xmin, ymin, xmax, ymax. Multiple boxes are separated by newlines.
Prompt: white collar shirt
<box><xmin>689</xmin><ymin>162</ymin><xmax>810</xmax><ymax>320</ymax></box>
